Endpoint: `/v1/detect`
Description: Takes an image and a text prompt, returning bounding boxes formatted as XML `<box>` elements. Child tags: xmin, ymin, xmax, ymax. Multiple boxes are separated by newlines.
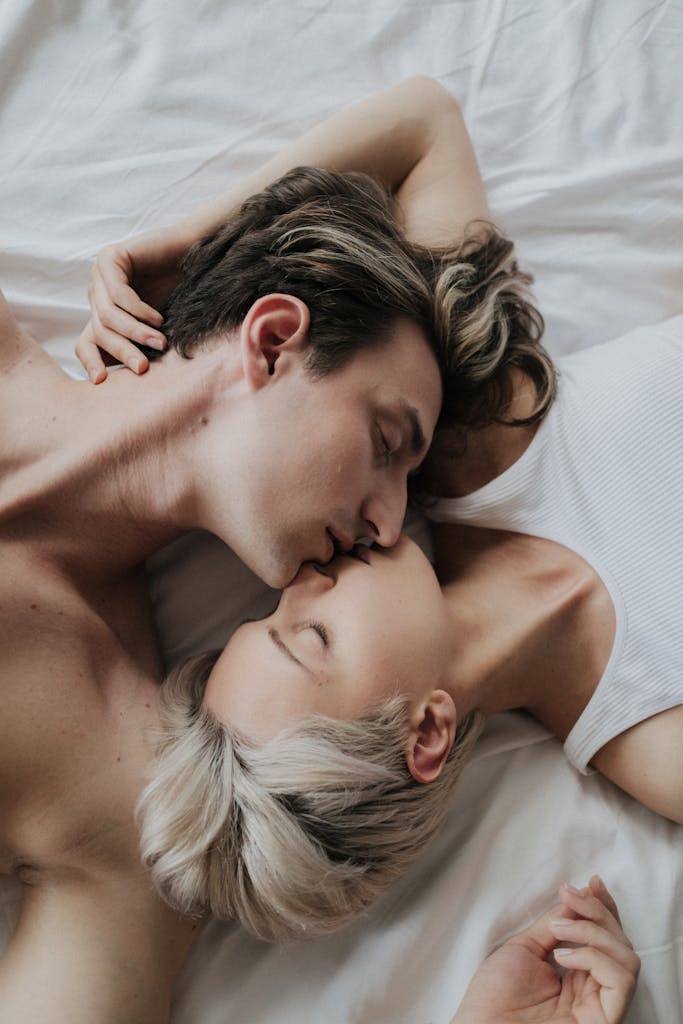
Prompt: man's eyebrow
<box><xmin>403</xmin><ymin>402</ymin><xmax>427</xmax><ymax>457</ymax></box>
<box><xmin>268</xmin><ymin>626</ymin><xmax>311</xmax><ymax>674</ymax></box>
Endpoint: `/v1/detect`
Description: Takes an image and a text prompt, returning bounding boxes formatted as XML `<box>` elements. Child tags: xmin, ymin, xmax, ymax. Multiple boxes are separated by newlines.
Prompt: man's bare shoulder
<box><xmin>0</xmin><ymin>289</ymin><xmax>30</xmax><ymax>369</ymax></box>
<box><xmin>0</xmin><ymin>288</ymin><xmax>60</xmax><ymax>378</ymax></box>
<box><xmin>0</xmin><ymin>866</ymin><xmax>200</xmax><ymax>1024</ymax></box>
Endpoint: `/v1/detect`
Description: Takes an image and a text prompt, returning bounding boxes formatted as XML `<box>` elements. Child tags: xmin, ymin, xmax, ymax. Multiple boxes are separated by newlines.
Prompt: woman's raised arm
<box><xmin>76</xmin><ymin>76</ymin><xmax>488</xmax><ymax>382</ymax></box>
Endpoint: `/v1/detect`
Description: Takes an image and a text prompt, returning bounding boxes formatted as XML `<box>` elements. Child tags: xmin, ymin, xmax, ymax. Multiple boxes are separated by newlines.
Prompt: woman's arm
<box><xmin>181</xmin><ymin>74</ymin><xmax>488</xmax><ymax>249</ymax></box>
<box><xmin>76</xmin><ymin>75</ymin><xmax>488</xmax><ymax>381</ymax></box>
<box><xmin>592</xmin><ymin>705</ymin><xmax>683</xmax><ymax>825</ymax></box>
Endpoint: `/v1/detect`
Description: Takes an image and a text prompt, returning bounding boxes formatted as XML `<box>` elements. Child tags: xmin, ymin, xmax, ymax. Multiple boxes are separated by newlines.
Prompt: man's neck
<box><xmin>12</xmin><ymin>343</ymin><xmax>246</xmax><ymax>576</ymax></box>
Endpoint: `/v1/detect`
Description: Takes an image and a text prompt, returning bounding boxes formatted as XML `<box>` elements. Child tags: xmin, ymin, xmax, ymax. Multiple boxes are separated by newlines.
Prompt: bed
<box><xmin>1</xmin><ymin>1</ymin><xmax>681</xmax><ymax>1020</ymax></box>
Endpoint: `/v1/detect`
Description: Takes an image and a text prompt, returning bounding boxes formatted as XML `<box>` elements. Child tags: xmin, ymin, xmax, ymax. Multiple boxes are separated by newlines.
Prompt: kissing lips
<box><xmin>325</xmin><ymin>526</ymin><xmax>354</xmax><ymax>561</ymax></box>
<box><xmin>347</xmin><ymin>544</ymin><xmax>371</xmax><ymax>564</ymax></box>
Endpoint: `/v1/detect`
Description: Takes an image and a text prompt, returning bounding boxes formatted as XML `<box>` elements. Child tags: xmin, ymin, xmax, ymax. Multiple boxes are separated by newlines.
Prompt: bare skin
<box><xmin>0</xmin><ymin>297</ymin><xmax>639</xmax><ymax>1024</ymax></box>
<box><xmin>0</xmin><ymin>299</ymin><xmax>201</xmax><ymax>1022</ymax></box>
<box><xmin>2</xmin><ymin>76</ymin><xmax>641</xmax><ymax>1021</ymax></box>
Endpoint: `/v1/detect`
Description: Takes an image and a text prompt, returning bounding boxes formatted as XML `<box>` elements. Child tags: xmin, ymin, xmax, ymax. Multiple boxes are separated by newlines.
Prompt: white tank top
<box><xmin>427</xmin><ymin>316</ymin><xmax>683</xmax><ymax>773</ymax></box>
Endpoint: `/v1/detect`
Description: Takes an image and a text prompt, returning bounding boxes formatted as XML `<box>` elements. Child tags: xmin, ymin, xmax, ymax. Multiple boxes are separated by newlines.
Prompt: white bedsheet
<box><xmin>1</xmin><ymin>1</ymin><xmax>681</xmax><ymax>1021</ymax></box>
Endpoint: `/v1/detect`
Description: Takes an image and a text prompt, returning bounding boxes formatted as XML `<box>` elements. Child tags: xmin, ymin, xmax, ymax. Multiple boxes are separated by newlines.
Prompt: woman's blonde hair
<box><xmin>137</xmin><ymin>651</ymin><xmax>483</xmax><ymax>941</ymax></box>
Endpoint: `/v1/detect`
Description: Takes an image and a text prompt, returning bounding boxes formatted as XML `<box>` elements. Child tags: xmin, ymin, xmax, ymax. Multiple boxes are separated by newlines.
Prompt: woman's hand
<box><xmin>76</xmin><ymin>223</ymin><xmax>194</xmax><ymax>382</ymax></box>
<box><xmin>451</xmin><ymin>876</ymin><xmax>639</xmax><ymax>1024</ymax></box>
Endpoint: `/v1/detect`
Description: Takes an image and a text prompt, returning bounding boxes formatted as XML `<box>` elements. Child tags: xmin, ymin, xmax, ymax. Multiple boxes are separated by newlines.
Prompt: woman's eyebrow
<box><xmin>268</xmin><ymin>626</ymin><xmax>312</xmax><ymax>675</ymax></box>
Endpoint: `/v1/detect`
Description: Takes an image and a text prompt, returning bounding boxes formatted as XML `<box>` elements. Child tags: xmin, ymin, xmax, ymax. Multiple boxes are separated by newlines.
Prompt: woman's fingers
<box><xmin>90</xmin><ymin>309</ymin><xmax>150</xmax><ymax>373</ymax></box>
<box><xmin>75</xmin><ymin>317</ymin><xmax>149</xmax><ymax>382</ymax></box>
<box><xmin>558</xmin><ymin>881</ymin><xmax>629</xmax><ymax>945</ymax></box>
<box><xmin>91</xmin><ymin>272</ymin><xmax>166</xmax><ymax>350</ymax></box>
<box><xmin>588</xmin><ymin>874</ymin><xmax>621</xmax><ymax>924</ymax></box>
<box><xmin>550</xmin><ymin>917</ymin><xmax>640</xmax><ymax>975</ymax></box>
<box><xmin>75</xmin><ymin>321</ymin><xmax>107</xmax><ymax>383</ymax></box>
<box><xmin>95</xmin><ymin>245</ymin><xmax>165</xmax><ymax>328</ymax></box>
<box><xmin>555</xmin><ymin>943</ymin><xmax>639</xmax><ymax>1020</ymax></box>
<box><xmin>552</xmin><ymin>878</ymin><xmax>640</xmax><ymax>1023</ymax></box>
<box><xmin>77</xmin><ymin>242</ymin><xmax>168</xmax><ymax>381</ymax></box>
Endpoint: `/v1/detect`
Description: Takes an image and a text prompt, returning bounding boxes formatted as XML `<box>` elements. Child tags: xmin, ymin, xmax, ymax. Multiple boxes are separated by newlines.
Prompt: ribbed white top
<box><xmin>427</xmin><ymin>316</ymin><xmax>683</xmax><ymax>773</ymax></box>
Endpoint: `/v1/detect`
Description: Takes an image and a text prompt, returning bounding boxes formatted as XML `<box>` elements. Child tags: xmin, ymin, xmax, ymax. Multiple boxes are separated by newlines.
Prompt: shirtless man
<box><xmin>0</xmin><ymin>77</ymin><xmax>638</xmax><ymax>1023</ymax></box>
<box><xmin>0</xmin><ymin>150</ymin><xmax>441</xmax><ymax>1020</ymax></box>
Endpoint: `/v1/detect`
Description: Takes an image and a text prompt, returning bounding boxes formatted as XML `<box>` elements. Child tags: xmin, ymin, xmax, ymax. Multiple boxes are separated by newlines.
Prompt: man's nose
<box><xmin>360</xmin><ymin>477</ymin><xmax>407</xmax><ymax>548</ymax></box>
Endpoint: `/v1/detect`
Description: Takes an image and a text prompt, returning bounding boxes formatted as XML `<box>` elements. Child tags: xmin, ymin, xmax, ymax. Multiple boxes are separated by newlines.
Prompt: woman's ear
<box><xmin>240</xmin><ymin>293</ymin><xmax>310</xmax><ymax>390</ymax></box>
<box><xmin>405</xmin><ymin>690</ymin><xmax>456</xmax><ymax>784</ymax></box>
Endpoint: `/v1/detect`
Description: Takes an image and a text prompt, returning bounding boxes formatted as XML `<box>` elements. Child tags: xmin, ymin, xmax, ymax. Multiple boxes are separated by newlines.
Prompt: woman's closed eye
<box><xmin>307</xmin><ymin>621</ymin><xmax>330</xmax><ymax>648</ymax></box>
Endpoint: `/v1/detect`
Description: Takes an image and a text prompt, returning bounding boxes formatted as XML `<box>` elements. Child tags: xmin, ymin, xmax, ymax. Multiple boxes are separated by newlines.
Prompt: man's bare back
<box><xmin>0</xmin><ymin>293</ymin><xmax>198</xmax><ymax>1023</ymax></box>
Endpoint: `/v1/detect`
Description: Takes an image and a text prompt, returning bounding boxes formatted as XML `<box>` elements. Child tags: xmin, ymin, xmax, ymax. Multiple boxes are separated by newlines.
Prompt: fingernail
<box><xmin>131</xmin><ymin>358</ymin><xmax>143</xmax><ymax>373</ymax></box>
<box><xmin>551</xmin><ymin>918</ymin><xmax>573</xmax><ymax>927</ymax></box>
<box><xmin>146</xmin><ymin>333</ymin><xmax>166</xmax><ymax>348</ymax></box>
<box><xmin>555</xmin><ymin>947</ymin><xmax>575</xmax><ymax>958</ymax></box>
<box><xmin>563</xmin><ymin>882</ymin><xmax>582</xmax><ymax>895</ymax></box>
<box><xmin>89</xmin><ymin>368</ymin><xmax>102</xmax><ymax>384</ymax></box>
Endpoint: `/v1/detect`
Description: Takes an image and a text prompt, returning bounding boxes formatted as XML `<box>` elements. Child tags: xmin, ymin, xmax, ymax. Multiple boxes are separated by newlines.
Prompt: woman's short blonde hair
<box><xmin>137</xmin><ymin>651</ymin><xmax>483</xmax><ymax>941</ymax></box>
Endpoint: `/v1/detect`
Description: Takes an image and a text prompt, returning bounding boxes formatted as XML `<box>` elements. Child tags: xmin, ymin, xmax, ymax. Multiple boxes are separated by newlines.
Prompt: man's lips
<box><xmin>325</xmin><ymin>526</ymin><xmax>354</xmax><ymax>557</ymax></box>
<box><xmin>322</xmin><ymin>529</ymin><xmax>371</xmax><ymax>566</ymax></box>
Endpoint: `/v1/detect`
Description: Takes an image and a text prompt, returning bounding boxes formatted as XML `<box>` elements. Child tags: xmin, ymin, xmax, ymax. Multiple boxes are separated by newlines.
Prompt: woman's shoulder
<box><xmin>557</xmin><ymin>315</ymin><xmax>683</xmax><ymax>379</ymax></box>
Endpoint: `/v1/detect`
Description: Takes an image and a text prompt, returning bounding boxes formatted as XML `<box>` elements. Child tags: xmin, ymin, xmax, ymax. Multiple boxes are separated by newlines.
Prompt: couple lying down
<box><xmin>3</xmin><ymin>74</ymin><xmax>675</xmax><ymax>1020</ymax></box>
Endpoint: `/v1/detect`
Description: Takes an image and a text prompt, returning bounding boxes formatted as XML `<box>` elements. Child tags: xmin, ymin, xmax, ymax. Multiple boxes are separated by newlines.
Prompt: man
<box><xmin>0</xmin><ymin>163</ymin><xmax>444</xmax><ymax>1021</ymax></box>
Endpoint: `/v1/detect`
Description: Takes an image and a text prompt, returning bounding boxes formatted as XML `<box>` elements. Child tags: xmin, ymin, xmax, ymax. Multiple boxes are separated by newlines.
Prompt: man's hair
<box><xmin>136</xmin><ymin>651</ymin><xmax>483</xmax><ymax>942</ymax></box>
<box><xmin>161</xmin><ymin>166</ymin><xmax>436</xmax><ymax>376</ymax></box>
<box><xmin>161</xmin><ymin>168</ymin><xmax>554</xmax><ymax>434</ymax></box>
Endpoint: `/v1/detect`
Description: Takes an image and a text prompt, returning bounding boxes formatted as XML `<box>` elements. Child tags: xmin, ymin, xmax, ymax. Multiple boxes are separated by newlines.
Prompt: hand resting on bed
<box><xmin>452</xmin><ymin>877</ymin><xmax>639</xmax><ymax>1024</ymax></box>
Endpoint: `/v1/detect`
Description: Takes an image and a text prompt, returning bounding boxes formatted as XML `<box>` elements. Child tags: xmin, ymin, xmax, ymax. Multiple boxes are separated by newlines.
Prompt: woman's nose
<box><xmin>289</xmin><ymin>562</ymin><xmax>336</xmax><ymax>592</ymax></box>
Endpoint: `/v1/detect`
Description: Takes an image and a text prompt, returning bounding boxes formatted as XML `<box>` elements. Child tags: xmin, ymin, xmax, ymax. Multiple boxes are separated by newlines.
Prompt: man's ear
<box><xmin>240</xmin><ymin>294</ymin><xmax>310</xmax><ymax>390</ymax></box>
<box><xmin>405</xmin><ymin>690</ymin><xmax>456</xmax><ymax>784</ymax></box>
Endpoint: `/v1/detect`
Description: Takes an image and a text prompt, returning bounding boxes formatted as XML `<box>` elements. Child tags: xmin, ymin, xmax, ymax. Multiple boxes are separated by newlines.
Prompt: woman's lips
<box><xmin>350</xmin><ymin>544</ymin><xmax>371</xmax><ymax>564</ymax></box>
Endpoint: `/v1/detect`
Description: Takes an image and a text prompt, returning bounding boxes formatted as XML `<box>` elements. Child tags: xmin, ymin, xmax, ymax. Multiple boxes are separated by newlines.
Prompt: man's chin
<box><xmin>258</xmin><ymin>555</ymin><xmax>300</xmax><ymax>591</ymax></box>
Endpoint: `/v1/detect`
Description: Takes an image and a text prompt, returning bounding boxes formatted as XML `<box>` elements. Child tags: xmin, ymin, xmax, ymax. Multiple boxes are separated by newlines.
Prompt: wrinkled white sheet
<box><xmin>0</xmin><ymin>1</ymin><xmax>681</xmax><ymax>1021</ymax></box>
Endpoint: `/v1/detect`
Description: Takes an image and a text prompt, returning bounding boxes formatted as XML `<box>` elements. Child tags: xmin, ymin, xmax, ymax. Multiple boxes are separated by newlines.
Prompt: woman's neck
<box><xmin>438</xmin><ymin>525</ymin><xmax>616</xmax><ymax>740</ymax></box>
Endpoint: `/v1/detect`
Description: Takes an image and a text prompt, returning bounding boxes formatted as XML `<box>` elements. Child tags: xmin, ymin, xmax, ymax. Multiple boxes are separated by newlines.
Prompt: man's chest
<box><xmin>0</xmin><ymin>544</ymin><xmax>157</xmax><ymax>871</ymax></box>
